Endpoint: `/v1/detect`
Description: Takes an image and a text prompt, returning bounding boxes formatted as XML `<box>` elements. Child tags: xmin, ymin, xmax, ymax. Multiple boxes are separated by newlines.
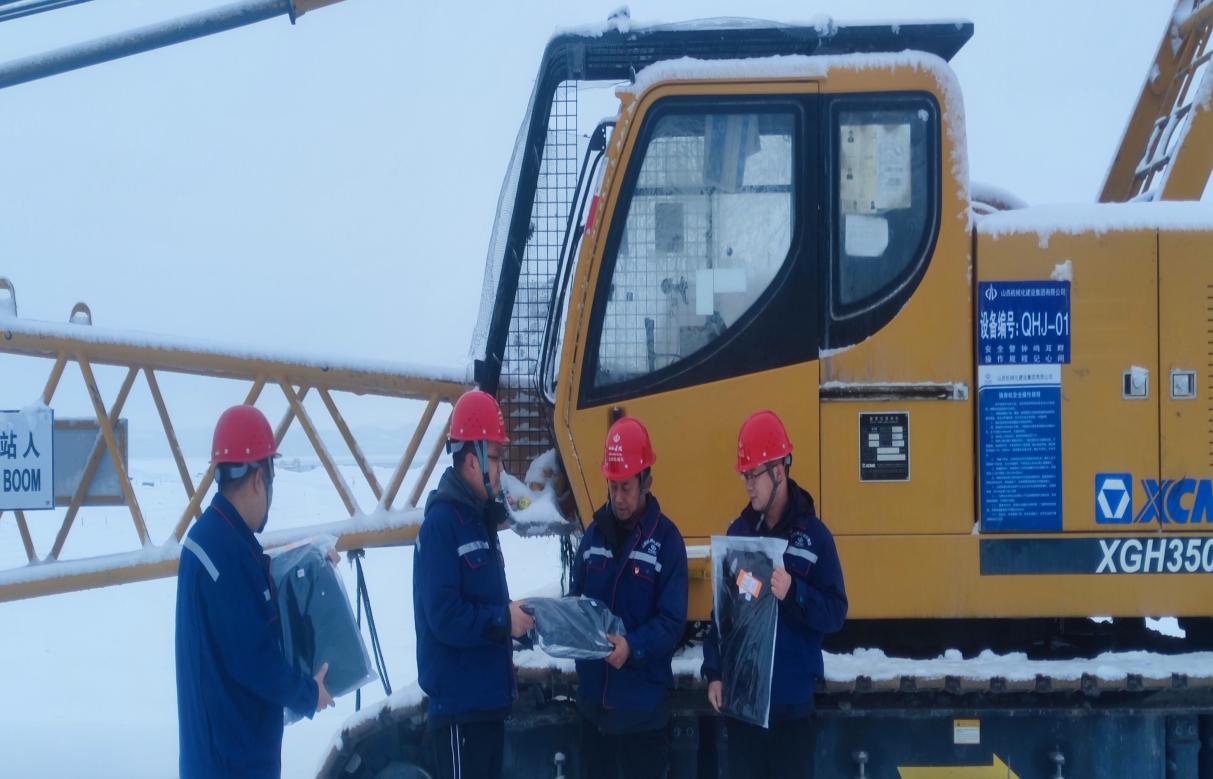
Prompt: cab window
<box><xmin>590</xmin><ymin>107</ymin><xmax>797</xmax><ymax>391</ymax></box>
<box><xmin>827</xmin><ymin>95</ymin><xmax>939</xmax><ymax>347</ymax></box>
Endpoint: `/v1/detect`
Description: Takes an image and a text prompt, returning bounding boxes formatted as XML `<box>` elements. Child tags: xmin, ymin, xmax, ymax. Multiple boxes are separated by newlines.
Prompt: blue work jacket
<box><xmin>570</xmin><ymin>495</ymin><xmax>688</xmax><ymax>719</ymax></box>
<box><xmin>176</xmin><ymin>494</ymin><xmax>318</xmax><ymax>779</ymax></box>
<box><xmin>413</xmin><ymin>468</ymin><xmax>515</xmax><ymax>727</ymax></box>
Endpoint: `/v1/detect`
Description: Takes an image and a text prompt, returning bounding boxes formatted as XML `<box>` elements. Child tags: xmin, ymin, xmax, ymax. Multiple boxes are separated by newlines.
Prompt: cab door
<box><xmin>556</xmin><ymin>83</ymin><xmax>822</xmax><ymax>613</ymax></box>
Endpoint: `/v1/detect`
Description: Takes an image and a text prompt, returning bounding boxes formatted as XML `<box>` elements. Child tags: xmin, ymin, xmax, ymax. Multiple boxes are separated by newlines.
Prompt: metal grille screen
<box><xmin>500</xmin><ymin>81</ymin><xmax>578</xmax><ymax>480</ymax></box>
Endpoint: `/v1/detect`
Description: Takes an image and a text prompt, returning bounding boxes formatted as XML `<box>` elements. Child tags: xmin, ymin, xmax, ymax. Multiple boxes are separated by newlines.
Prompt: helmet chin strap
<box><xmin>260</xmin><ymin>461</ymin><xmax>273</xmax><ymax>531</ymax></box>
<box><xmin>758</xmin><ymin>460</ymin><xmax>786</xmax><ymax>520</ymax></box>
<box><xmin>474</xmin><ymin>441</ymin><xmax>499</xmax><ymax>503</ymax></box>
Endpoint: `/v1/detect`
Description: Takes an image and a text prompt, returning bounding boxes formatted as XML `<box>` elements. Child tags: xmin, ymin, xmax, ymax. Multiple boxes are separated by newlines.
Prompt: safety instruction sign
<box><xmin>977</xmin><ymin>281</ymin><xmax>1070</xmax><ymax>366</ymax></box>
<box><xmin>978</xmin><ymin>280</ymin><xmax>1069</xmax><ymax>533</ymax></box>
<box><xmin>979</xmin><ymin>365</ymin><xmax>1062</xmax><ymax>533</ymax></box>
<box><xmin>0</xmin><ymin>406</ymin><xmax>54</xmax><ymax>510</ymax></box>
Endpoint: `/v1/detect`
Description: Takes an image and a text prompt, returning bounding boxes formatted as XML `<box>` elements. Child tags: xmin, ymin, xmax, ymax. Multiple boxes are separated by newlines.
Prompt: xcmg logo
<box><xmin>1095</xmin><ymin>473</ymin><xmax>1213</xmax><ymax>524</ymax></box>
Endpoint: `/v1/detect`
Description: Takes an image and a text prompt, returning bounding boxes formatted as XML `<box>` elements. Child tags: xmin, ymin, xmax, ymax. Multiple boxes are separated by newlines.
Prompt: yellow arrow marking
<box><xmin>898</xmin><ymin>754</ymin><xmax>1019</xmax><ymax>779</ymax></box>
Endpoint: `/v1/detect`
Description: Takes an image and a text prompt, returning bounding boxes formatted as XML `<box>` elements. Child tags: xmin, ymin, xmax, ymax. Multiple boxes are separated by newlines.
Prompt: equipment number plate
<box><xmin>859</xmin><ymin>412</ymin><xmax>909</xmax><ymax>482</ymax></box>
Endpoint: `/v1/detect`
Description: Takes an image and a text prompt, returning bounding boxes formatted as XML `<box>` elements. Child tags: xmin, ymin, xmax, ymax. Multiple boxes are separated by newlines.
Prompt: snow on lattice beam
<box><xmin>0</xmin><ymin>305</ymin><xmax>468</xmax><ymax>600</ymax></box>
<box><xmin>0</xmin><ymin>509</ymin><xmax>423</xmax><ymax>603</ymax></box>
<box><xmin>0</xmin><ymin>312</ymin><xmax>472</xmax><ymax>397</ymax></box>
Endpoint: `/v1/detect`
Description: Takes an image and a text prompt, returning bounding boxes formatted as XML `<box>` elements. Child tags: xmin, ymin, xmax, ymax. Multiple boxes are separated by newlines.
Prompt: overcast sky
<box><xmin>0</xmin><ymin>0</ymin><xmax>1178</xmax><ymax>433</ymax></box>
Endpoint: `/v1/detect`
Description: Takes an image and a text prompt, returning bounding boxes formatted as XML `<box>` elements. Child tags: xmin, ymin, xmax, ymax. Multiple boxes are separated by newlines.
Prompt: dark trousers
<box><xmin>725</xmin><ymin>717</ymin><xmax>814</xmax><ymax>778</ymax></box>
<box><xmin>429</xmin><ymin>720</ymin><xmax>504</xmax><ymax>779</ymax></box>
<box><xmin>580</xmin><ymin>716</ymin><xmax>670</xmax><ymax>779</ymax></box>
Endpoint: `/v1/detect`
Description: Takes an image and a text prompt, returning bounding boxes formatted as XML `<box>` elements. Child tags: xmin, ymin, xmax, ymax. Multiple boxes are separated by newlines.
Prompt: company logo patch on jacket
<box><xmin>786</xmin><ymin>531</ymin><xmax>818</xmax><ymax>565</ymax></box>
<box><xmin>628</xmin><ymin>537</ymin><xmax>664</xmax><ymax>574</ymax></box>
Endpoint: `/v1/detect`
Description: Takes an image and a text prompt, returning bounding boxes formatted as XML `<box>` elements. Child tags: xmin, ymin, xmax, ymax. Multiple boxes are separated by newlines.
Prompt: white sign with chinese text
<box><xmin>0</xmin><ymin>406</ymin><xmax>54</xmax><ymax>510</ymax></box>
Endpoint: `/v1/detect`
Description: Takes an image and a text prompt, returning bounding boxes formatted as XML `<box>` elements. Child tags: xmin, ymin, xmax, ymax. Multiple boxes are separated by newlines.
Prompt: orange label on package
<box><xmin>736</xmin><ymin>569</ymin><xmax>762</xmax><ymax>599</ymax></box>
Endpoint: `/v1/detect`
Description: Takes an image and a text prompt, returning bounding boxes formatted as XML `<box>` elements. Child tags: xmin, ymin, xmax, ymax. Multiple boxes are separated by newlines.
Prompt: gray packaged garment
<box><xmin>711</xmin><ymin>535</ymin><xmax>787</xmax><ymax>729</ymax></box>
<box><xmin>269</xmin><ymin>540</ymin><xmax>377</xmax><ymax>723</ymax></box>
<box><xmin>524</xmin><ymin>596</ymin><xmax>626</xmax><ymax>660</ymax></box>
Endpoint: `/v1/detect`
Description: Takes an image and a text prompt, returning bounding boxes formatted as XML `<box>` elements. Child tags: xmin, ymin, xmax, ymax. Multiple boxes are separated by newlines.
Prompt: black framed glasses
<box><xmin>739</xmin><ymin>462</ymin><xmax>776</xmax><ymax>485</ymax></box>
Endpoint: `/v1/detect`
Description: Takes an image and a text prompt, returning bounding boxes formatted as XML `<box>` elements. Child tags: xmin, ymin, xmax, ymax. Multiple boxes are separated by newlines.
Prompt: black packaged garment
<box><xmin>710</xmin><ymin>536</ymin><xmax>788</xmax><ymax>728</ymax></box>
<box><xmin>524</xmin><ymin>596</ymin><xmax>626</xmax><ymax>660</ymax></box>
<box><xmin>269</xmin><ymin>539</ymin><xmax>377</xmax><ymax>723</ymax></box>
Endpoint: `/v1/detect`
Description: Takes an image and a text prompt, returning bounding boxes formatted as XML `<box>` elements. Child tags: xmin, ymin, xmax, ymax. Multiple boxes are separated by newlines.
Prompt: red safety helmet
<box><xmin>211</xmin><ymin>405</ymin><xmax>278</xmax><ymax>465</ymax></box>
<box><xmin>449</xmin><ymin>390</ymin><xmax>509</xmax><ymax>445</ymax></box>
<box><xmin>601</xmin><ymin>417</ymin><xmax>656</xmax><ymax>481</ymax></box>
<box><xmin>735</xmin><ymin>410</ymin><xmax>793</xmax><ymax>473</ymax></box>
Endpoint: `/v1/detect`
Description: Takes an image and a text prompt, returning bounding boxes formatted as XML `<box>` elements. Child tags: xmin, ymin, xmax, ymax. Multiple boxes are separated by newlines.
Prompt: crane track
<box><xmin>319</xmin><ymin>661</ymin><xmax>1213</xmax><ymax>778</ymax></box>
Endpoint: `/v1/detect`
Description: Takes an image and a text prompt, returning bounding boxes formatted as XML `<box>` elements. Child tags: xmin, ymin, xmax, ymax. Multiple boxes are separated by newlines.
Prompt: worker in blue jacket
<box><xmin>570</xmin><ymin>417</ymin><xmax>689</xmax><ymax>779</ymax></box>
<box><xmin>413</xmin><ymin>390</ymin><xmax>534</xmax><ymax>779</ymax></box>
<box><xmin>702</xmin><ymin>410</ymin><xmax>848</xmax><ymax>778</ymax></box>
<box><xmin>176</xmin><ymin>405</ymin><xmax>333</xmax><ymax>779</ymax></box>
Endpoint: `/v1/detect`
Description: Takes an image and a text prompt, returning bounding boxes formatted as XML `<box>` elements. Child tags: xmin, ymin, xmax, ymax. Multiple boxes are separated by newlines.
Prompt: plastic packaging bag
<box><xmin>269</xmin><ymin>538</ymin><xmax>377</xmax><ymax>723</ymax></box>
<box><xmin>710</xmin><ymin>535</ymin><xmax>788</xmax><ymax>729</ymax></box>
<box><xmin>523</xmin><ymin>596</ymin><xmax>626</xmax><ymax>660</ymax></box>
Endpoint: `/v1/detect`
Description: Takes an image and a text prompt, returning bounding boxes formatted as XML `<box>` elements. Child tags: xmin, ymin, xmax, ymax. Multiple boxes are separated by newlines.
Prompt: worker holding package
<box><xmin>413</xmin><ymin>390</ymin><xmax>534</xmax><ymax>779</ymax></box>
<box><xmin>176</xmin><ymin>405</ymin><xmax>334</xmax><ymax>779</ymax></box>
<box><xmin>702</xmin><ymin>410</ymin><xmax>848</xmax><ymax>778</ymax></box>
<box><xmin>570</xmin><ymin>417</ymin><xmax>689</xmax><ymax>779</ymax></box>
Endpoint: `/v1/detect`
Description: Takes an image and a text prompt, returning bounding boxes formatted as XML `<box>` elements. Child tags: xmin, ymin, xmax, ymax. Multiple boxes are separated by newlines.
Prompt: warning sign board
<box><xmin>0</xmin><ymin>406</ymin><xmax>54</xmax><ymax>510</ymax></box>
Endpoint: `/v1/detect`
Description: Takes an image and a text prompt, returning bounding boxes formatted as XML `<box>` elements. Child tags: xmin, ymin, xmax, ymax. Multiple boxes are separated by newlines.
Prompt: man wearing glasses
<box><xmin>702</xmin><ymin>410</ymin><xmax>848</xmax><ymax>778</ymax></box>
<box><xmin>176</xmin><ymin>404</ymin><xmax>334</xmax><ymax>779</ymax></box>
<box><xmin>413</xmin><ymin>390</ymin><xmax>534</xmax><ymax>779</ymax></box>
